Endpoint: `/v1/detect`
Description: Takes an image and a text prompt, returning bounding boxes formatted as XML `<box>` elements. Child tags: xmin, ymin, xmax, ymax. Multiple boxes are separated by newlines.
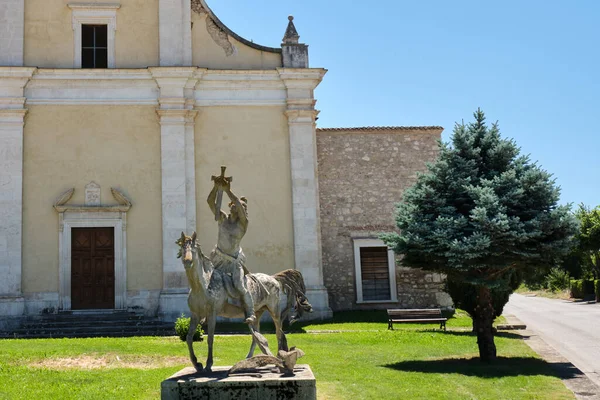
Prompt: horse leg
<box><xmin>272</xmin><ymin>312</ymin><xmax>287</xmax><ymax>352</ymax></box>
<box><xmin>205</xmin><ymin>310</ymin><xmax>217</xmax><ymax>373</ymax></box>
<box><xmin>246</xmin><ymin>309</ymin><xmax>265</xmax><ymax>358</ymax></box>
<box><xmin>187</xmin><ymin>313</ymin><xmax>203</xmax><ymax>372</ymax></box>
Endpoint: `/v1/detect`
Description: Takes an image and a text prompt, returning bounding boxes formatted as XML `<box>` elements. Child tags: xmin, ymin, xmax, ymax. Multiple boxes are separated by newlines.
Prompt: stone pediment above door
<box><xmin>53</xmin><ymin>183</ymin><xmax>132</xmax><ymax>213</ymax></box>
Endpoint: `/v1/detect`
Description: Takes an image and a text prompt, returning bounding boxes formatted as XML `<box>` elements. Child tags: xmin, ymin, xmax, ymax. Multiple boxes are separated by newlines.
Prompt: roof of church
<box><xmin>317</xmin><ymin>126</ymin><xmax>444</xmax><ymax>132</ymax></box>
<box><xmin>196</xmin><ymin>0</ymin><xmax>282</xmax><ymax>53</ymax></box>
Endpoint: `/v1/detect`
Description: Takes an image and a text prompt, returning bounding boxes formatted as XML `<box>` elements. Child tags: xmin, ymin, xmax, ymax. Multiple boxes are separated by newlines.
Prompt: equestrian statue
<box><xmin>176</xmin><ymin>166</ymin><xmax>312</xmax><ymax>373</ymax></box>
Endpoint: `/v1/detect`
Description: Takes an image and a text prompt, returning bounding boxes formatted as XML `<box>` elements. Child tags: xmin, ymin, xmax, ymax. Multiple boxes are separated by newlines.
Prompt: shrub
<box><xmin>570</xmin><ymin>279</ymin><xmax>584</xmax><ymax>299</ymax></box>
<box><xmin>174</xmin><ymin>314</ymin><xmax>203</xmax><ymax>342</ymax></box>
<box><xmin>544</xmin><ymin>268</ymin><xmax>570</xmax><ymax>292</ymax></box>
<box><xmin>595</xmin><ymin>280</ymin><xmax>600</xmax><ymax>302</ymax></box>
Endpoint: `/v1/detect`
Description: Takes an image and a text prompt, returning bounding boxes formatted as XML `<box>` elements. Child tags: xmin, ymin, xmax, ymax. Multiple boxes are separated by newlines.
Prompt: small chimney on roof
<box><xmin>281</xmin><ymin>16</ymin><xmax>309</xmax><ymax>68</ymax></box>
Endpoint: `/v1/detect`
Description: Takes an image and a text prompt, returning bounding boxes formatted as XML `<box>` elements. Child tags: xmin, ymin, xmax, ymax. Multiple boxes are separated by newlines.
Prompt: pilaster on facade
<box><xmin>279</xmin><ymin>68</ymin><xmax>332</xmax><ymax>318</ymax></box>
<box><xmin>156</xmin><ymin>107</ymin><xmax>199</xmax><ymax>288</ymax></box>
<box><xmin>184</xmin><ymin>111</ymin><xmax>198</xmax><ymax>234</ymax></box>
<box><xmin>0</xmin><ymin>0</ymin><xmax>25</xmax><ymax>67</ymax></box>
<box><xmin>0</xmin><ymin>67</ymin><xmax>34</xmax><ymax>318</ymax></box>
<box><xmin>158</xmin><ymin>0</ymin><xmax>193</xmax><ymax>67</ymax></box>
<box><xmin>153</xmin><ymin>67</ymin><xmax>200</xmax><ymax>318</ymax></box>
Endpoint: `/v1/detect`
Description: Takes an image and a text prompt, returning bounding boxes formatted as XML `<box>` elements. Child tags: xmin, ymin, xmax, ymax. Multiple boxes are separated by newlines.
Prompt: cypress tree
<box><xmin>382</xmin><ymin>109</ymin><xmax>577</xmax><ymax>362</ymax></box>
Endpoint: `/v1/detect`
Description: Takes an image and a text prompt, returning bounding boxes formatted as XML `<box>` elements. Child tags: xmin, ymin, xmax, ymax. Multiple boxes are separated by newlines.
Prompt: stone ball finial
<box><xmin>288</xmin><ymin>15</ymin><xmax>294</xmax><ymax>21</ymax></box>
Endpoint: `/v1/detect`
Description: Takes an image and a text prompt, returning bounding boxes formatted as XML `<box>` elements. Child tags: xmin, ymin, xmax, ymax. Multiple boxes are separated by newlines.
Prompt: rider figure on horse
<box><xmin>207</xmin><ymin>172</ymin><xmax>256</xmax><ymax>324</ymax></box>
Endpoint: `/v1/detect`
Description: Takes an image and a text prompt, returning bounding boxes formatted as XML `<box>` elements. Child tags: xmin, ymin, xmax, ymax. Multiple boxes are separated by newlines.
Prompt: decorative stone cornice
<box><xmin>53</xmin><ymin>186</ymin><xmax>132</xmax><ymax>213</ymax></box>
<box><xmin>0</xmin><ymin>67</ymin><xmax>36</xmax><ymax>80</ymax></box>
<box><xmin>0</xmin><ymin>109</ymin><xmax>28</xmax><ymax>126</ymax></box>
<box><xmin>185</xmin><ymin>110</ymin><xmax>199</xmax><ymax>124</ymax></box>
<box><xmin>68</xmin><ymin>3</ymin><xmax>121</xmax><ymax>31</ymax></box>
<box><xmin>285</xmin><ymin>109</ymin><xmax>320</xmax><ymax>124</ymax></box>
<box><xmin>149</xmin><ymin>67</ymin><xmax>198</xmax><ymax>79</ymax></box>
<box><xmin>31</xmin><ymin>68</ymin><xmax>151</xmax><ymax>80</ymax></box>
<box><xmin>24</xmin><ymin>68</ymin><xmax>157</xmax><ymax>105</ymax></box>
<box><xmin>0</xmin><ymin>67</ymin><xmax>36</xmax><ymax>110</ymax></box>
<box><xmin>0</xmin><ymin>67</ymin><xmax>324</xmax><ymax>108</ymax></box>
<box><xmin>278</xmin><ymin>68</ymin><xmax>326</xmax><ymax>113</ymax></box>
<box><xmin>67</xmin><ymin>3</ymin><xmax>121</xmax><ymax>11</ymax></box>
<box><xmin>156</xmin><ymin>109</ymin><xmax>198</xmax><ymax>125</ymax></box>
<box><xmin>277</xmin><ymin>68</ymin><xmax>327</xmax><ymax>90</ymax></box>
<box><xmin>150</xmin><ymin>67</ymin><xmax>198</xmax><ymax>110</ymax></box>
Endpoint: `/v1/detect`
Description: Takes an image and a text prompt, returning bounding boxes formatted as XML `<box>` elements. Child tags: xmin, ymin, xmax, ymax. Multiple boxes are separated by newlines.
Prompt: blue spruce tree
<box><xmin>382</xmin><ymin>109</ymin><xmax>577</xmax><ymax>362</ymax></box>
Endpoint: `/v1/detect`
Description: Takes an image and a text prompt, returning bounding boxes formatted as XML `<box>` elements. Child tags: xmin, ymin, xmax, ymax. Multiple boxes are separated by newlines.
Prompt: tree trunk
<box><xmin>474</xmin><ymin>286</ymin><xmax>497</xmax><ymax>362</ymax></box>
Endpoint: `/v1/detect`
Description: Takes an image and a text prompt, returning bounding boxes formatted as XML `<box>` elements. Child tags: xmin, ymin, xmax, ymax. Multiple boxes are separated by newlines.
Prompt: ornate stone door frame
<box><xmin>54</xmin><ymin>187</ymin><xmax>131</xmax><ymax>311</ymax></box>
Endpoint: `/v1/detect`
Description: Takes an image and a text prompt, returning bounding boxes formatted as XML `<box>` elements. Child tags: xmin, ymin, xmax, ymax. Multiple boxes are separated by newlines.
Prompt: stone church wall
<box><xmin>22</xmin><ymin>105</ymin><xmax>163</xmax><ymax>314</ymax></box>
<box><xmin>316</xmin><ymin>127</ymin><xmax>453</xmax><ymax>311</ymax></box>
<box><xmin>194</xmin><ymin>106</ymin><xmax>295</xmax><ymax>278</ymax></box>
<box><xmin>24</xmin><ymin>0</ymin><xmax>159</xmax><ymax>69</ymax></box>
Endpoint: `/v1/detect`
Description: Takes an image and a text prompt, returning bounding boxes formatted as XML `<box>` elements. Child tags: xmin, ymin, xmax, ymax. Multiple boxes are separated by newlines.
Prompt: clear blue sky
<box><xmin>209</xmin><ymin>1</ymin><xmax>599</xmax><ymax>207</ymax></box>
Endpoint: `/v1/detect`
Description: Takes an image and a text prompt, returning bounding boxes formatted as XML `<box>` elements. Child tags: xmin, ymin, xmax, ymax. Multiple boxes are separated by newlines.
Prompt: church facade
<box><xmin>0</xmin><ymin>0</ymin><xmax>451</xmax><ymax>328</ymax></box>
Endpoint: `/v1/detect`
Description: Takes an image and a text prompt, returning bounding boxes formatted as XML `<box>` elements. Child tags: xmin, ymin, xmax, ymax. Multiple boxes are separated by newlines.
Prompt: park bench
<box><xmin>387</xmin><ymin>308</ymin><xmax>447</xmax><ymax>331</ymax></box>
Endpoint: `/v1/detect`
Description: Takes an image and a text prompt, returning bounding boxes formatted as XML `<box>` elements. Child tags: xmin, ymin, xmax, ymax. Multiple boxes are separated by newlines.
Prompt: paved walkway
<box><xmin>505</xmin><ymin>294</ymin><xmax>600</xmax><ymax>392</ymax></box>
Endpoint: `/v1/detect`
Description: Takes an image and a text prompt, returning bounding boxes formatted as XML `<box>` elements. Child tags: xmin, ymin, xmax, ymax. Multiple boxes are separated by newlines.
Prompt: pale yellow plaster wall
<box><xmin>24</xmin><ymin>0</ymin><xmax>159</xmax><ymax>68</ymax></box>
<box><xmin>192</xmin><ymin>14</ymin><xmax>282</xmax><ymax>70</ymax></box>
<box><xmin>195</xmin><ymin>107</ymin><xmax>294</xmax><ymax>275</ymax></box>
<box><xmin>22</xmin><ymin>106</ymin><xmax>162</xmax><ymax>294</ymax></box>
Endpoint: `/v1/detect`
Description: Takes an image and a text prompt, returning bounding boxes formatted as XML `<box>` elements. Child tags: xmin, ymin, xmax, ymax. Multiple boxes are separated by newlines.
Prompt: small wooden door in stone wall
<box><xmin>71</xmin><ymin>228</ymin><xmax>115</xmax><ymax>309</ymax></box>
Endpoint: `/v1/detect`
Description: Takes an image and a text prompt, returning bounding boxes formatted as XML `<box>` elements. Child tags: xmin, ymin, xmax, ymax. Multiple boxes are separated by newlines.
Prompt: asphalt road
<box><xmin>505</xmin><ymin>293</ymin><xmax>600</xmax><ymax>388</ymax></box>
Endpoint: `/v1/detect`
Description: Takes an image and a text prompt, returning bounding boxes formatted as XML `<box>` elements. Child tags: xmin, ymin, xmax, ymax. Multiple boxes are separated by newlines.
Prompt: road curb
<box><xmin>504</xmin><ymin>314</ymin><xmax>600</xmax><ymax>399</ymax></box>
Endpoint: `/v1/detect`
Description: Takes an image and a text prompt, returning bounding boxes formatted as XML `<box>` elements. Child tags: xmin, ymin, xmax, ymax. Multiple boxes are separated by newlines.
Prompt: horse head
<box><xmin>176</xmin><ymin>231</ymin><xmax>198</xmax><ymax>269</ymax></box>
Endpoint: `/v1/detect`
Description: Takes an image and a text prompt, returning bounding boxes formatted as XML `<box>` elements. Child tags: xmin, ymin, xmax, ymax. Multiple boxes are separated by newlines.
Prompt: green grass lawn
<box><xmin>0</xmin><ymin>311</ymin><xmax>574</xmax><ymax>400</ymax></box>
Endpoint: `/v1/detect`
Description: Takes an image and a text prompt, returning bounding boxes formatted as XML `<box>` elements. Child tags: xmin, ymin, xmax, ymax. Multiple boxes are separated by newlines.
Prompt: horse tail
<box><xmin>272</xmin><ymin>269</ymin><xmax>313</xmax><ymax>324</ymax></box>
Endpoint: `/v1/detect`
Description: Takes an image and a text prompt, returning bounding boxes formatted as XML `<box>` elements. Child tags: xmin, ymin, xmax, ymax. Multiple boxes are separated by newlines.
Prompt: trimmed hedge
<box><xmin>570</xmin><ymin>279</ymin><xmax>597</xmax><ymax>300</ymax></box>
<box><xmin>570</xmin><ymin>279</ymin><xmax>584</xmax><ymax>299</ymax></box>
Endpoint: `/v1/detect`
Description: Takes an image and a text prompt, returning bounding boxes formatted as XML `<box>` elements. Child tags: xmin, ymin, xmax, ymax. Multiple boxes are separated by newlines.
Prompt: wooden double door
<box><xmin>71</xmin><ymin>227</ymin><xmax>115</xmax><ymax>309</ymax></box>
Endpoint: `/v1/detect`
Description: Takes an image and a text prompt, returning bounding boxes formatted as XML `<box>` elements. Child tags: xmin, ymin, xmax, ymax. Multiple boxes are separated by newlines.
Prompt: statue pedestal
<box><xmin>161</xmin><ymin>365</ymin><xmax>316</xmax><ymax>400</ymax></box>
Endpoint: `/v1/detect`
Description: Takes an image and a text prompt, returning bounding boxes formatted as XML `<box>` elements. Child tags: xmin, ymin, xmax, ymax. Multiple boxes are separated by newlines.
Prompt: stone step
<box><xmin>13</xmin><ymin>323</ymin><xmax>174</xmax><ymax>334</ymax></box>
<box><xmin>21</xmin><ymin>319</ymin><xmax>168</xmax><ymax>329</ymax></box>
<box><xmin>0</xmin><ymin>329</ymin><xmax>176</xmax><ymax>339</ymax></box>
<box><xmin>0</xmin><ymin>312</ymin><xmax>177</xmax><ymax>339</ymax></box>
<box><xmin>26</xmin><ymin>312</ymin><xmax>146</xmax><ymax>322</ymax></box>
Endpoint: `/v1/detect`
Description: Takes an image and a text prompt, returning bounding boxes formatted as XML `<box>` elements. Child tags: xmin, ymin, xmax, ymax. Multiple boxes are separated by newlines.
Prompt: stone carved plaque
<box><xmin>85</xmin><ymin>181</ymin><xmax>101</xmax><ymax>206</ymax></box>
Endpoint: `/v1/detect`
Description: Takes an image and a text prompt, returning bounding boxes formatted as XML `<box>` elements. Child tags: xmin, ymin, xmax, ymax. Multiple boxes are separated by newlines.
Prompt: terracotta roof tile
<box><xmin>316</xmin><ymin>126</ymin><xmax>443</xmax><ymax>132</ymax></box>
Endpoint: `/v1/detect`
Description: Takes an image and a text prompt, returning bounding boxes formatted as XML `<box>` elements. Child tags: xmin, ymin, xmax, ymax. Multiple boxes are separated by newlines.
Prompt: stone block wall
<box><xmin>316</xmin><ymin>127</ymin><xmax>453</xmax><ymax>311</ymax></box>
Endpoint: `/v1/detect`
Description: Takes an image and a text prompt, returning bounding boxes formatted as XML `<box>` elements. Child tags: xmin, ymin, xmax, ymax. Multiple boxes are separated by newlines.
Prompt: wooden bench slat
<box><xmin>391</xmin><ymin>318</ymin><xmax>447</xmax><ymax>323</ymax></box>
<box><xmin>387</xmin><ymin>308</ymin><xmax>447</xmax><ymax>331</ymax></box>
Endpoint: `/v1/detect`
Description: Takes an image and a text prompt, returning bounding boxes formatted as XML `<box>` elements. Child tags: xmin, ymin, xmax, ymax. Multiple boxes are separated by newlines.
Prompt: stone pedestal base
<box><xmin>161</xmin><ymin>365</ymin><xmax>316</xmax><ymax>400</ymax></box>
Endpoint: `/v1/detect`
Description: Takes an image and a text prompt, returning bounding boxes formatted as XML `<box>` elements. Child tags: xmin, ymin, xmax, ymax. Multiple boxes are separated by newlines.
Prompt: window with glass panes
<box><xmin>82</xmin><ymin>25</ymin><xmax>108</xmax><ymax>68</ymax></box>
